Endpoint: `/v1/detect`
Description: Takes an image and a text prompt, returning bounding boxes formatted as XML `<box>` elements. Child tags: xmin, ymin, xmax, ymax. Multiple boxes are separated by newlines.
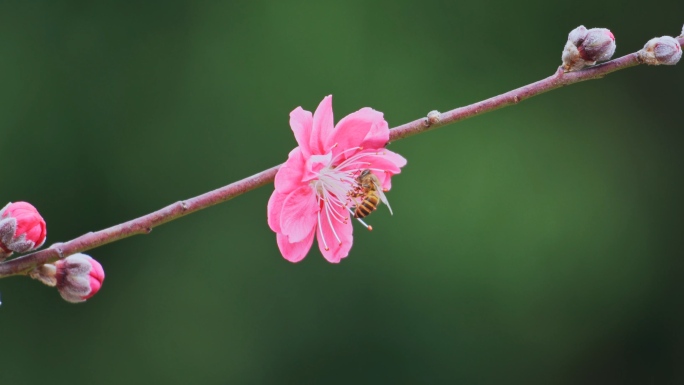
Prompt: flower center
<box><xmin>307</xmin><ymin>146</ymin><xmax>393</xmax><ymax>249</ymax></box>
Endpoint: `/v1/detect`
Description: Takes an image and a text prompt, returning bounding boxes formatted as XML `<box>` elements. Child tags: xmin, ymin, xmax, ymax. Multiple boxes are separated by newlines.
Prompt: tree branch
<box><xmin>1</xmin><ymin>36</ymin><xmax>681</xmax><ymax>278</ymax></box>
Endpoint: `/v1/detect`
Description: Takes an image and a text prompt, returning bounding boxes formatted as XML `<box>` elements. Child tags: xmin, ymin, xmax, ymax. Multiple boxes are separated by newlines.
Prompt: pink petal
<box><xmin>325</xmin><ymin>107</ymin><xmax>383</xmax><ymax>160</ymax></box>
<box><xmin>382</xmin><ymin>176</ymin><xmax>392</xmax><ymax>191</ymax></box>
<box><xmin>360</xmin><ymin>112</ymin><xmax>389</xmax><ymax>150</ymax></box>
<box><xmin>267</xmin><ymin>190</ymin><xmax>288</xmax><ymax>233</ymax></box>
<box><xmin>280</xmin><ymin>185</ymin><xmax>318</xmax><ymax>243</ymax></box>
<box><xmin>384</xmin><ymin>149</ymin><xmax>407</xmax><ymax>169</ymax></box>
<box><xmin>316</xmin><ymin>205</ymin><xmax>353</xmax><ymax>263</ymax></box>
<box><xmin>289</xmin><ymin>107</ymin><xmax>313</xmax><ymax>157</ymax></box>
<box><xmin>277</xmin><ymin>230</ymin><xmax>315</xmax><ymax>263</ymax></box>
<box><xmin>348</xmin><ymin>148</ymin><xmax>407</xmax><ymax>175</ymax></box>
<box><xmin>274</xmin><ymin>147</ymin><xmax>306</xmax><ymax>194</ymax></box>
<box><xmin>367</xmin><ymin>149</ymin><xmax>407</xmax><ymax>174</ymax></box>
<box><xmin>89</xmin><ymin>258</ymin><xmax>105</xmax><ymax>282</ymax></box>
<box><xmin>374</xmin><ymin>172</ymin><xmax>391</xmax><ymax>191</ymax></box>
<box><xmin>310</xmin><ymin>95</ymin><xmax>334</xmax><ymax>154</ymax></box>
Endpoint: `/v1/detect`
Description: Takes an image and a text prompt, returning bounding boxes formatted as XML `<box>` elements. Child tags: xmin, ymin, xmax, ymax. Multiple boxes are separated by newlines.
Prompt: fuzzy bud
<box><xmin>426</xmin><ymin>110</ymin><xmax>441</xmax><ymax>125</ymax></box>
<box><xmin>0</xmin><ymin>202</ymin><xmax>47</xmax><ymax>260</ymax></box>
<box><xmin>54</xmin><ymin>253</ymin><xmax>105</xmax><ymax>303</ymax></box>
<box><xmin>562</xmin><ymin>26</ymin><xmax>616</xmax><ymax>71</ymax></box>
<box><xmin>638</xmin><ymin>36</ymin><xmax>682</xmax><ymax>66</ymax></box>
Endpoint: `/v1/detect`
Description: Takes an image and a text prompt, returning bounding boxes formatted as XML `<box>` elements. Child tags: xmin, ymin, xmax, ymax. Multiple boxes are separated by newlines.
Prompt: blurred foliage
<box><xmin>1</xmin><ymin>1</ymin><xmax>683</xmax><ymax>384</ymax></box>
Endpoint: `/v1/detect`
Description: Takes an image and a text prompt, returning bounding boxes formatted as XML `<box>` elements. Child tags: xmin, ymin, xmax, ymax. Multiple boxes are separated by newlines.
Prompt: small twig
<box><xmin>1</xmin><ymin>36</ymin><xmax>681</xmax><ymax>278</ymax></box>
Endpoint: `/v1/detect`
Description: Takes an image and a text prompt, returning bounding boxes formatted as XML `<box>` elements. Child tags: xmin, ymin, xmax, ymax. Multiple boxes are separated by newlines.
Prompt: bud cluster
<box><xmin>29</xmin><ymin>253</ymin><xmax>105</xmax><ymax>303</ymax></box>
<box><xmin>0</xmin><ymin>202</ymin><xmax>47</xmax><ymax>260</ymax></box>
<box><xmin>638</xmin><ymin>36</ymin><xmax>682</xmax><ymax>66</ymax></box>
<box><xmin>562</xmin><ymin>26</ymin><xmax>616</xmax><ymax>71</ymax></box>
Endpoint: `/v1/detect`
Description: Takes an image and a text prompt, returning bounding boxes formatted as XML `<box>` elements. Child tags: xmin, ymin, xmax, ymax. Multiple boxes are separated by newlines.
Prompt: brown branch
<box><xmin>1</xmin><ymin>35</ymin><xmax>681</xmax><ymax>278</ymax></box>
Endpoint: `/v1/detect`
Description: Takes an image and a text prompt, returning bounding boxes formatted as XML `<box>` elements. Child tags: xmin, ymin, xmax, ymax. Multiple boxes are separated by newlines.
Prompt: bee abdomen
<box><xmin>354</xmin><ymin>195</ymin><xmax>379</xmax><ymax>218</ymax></box>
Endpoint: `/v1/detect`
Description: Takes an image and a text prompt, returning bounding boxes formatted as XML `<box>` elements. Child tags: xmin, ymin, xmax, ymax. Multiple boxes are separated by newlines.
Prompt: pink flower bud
<box><xmin>54</xmin><ymin>253</ymin><xmax>105</xmax><ymax>303</ymax></box>
<box><xmin>0</xmin><ymin>202</ymin><xmax>47</xmax><ymax>259</ymax></box>
<box><xmin>638</xmin><ymin>36</ymin><xmax>682</xmax><ymax>65</ymax></box>
<box><xmin>562</xmin><ymin>26</ymin><xmax>616</xmax><ymax>71</ymax></box>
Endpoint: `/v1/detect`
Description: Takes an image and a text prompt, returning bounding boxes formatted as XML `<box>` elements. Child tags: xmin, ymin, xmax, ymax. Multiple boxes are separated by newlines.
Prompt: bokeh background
<box><xmin>1</xmin><ymin>1</ymin><xmax>683</xmax><ymax>384</ymax></box>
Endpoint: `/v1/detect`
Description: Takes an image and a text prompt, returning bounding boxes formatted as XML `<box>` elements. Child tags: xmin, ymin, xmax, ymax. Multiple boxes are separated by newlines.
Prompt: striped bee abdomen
<box><xmin>354</xmin><ymin>194</ymin><xmax>380</xmax><ymax>218</ymax></box>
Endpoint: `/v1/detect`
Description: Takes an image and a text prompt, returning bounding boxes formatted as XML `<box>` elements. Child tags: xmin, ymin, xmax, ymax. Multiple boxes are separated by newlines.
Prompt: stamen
<box><xmin>318</xmin><ymin>181</ymin><xmax>348</xmax><ymax>212</ymax></box>
<box><xmin>335</xmin><ymin>149</ymin><xmax>389</xmax><ymax>170</ymax></box>
<box><xmin>324</xmin><ymin>202</ymin><xmax>342</xmax><ymax>245</ymax></box>
<box><xmin>321</xmin><ymin>190</ymin><xmax>346</xmax><ymax>222</ymax></box>
<box><xmin>317</xmin><ymin>198</ymin><xmax>329</xmax><ymax>251</ymax></box>
<box><xmin>325</xmin><ymin>195</ymin><xmax>344</xmax><ymax>222</ymax></box>
<box><xmin>347</xmin><ymin>207</ymin><xmax>373</xmax><ymax>231</ymax></box>
<box><xmin>336</xmin><ymin>151</ymin><xmax>374</xmax><ymax>170</ymax></box>
<box><xmin>330</xmin><ymin>146</ymin><xmax>363</xmax><ymax>164</ymax></box>
<box><xmin>356</xmin><ymin>216</ymin><xmax>373</xmax><ymax>231</ymax></box>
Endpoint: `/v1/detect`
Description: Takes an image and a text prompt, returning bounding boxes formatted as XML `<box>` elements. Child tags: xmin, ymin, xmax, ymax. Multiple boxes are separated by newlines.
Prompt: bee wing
<box><xmin>373</xmin><ymin>180</ymin><xmax>393</xmax><ymax>215</ymax></box>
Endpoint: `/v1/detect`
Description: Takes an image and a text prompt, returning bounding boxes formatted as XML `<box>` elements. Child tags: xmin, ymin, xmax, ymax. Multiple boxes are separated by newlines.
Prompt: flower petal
<box><xmin>280</xmin><ymin>185</ymin><xmax>318</xmax><ymax>243</ymax></box>
<box><xmin>289</xmin><ymin>107</ymin><xmax>313</xmax><ymax>157</ymax></box>
<box><xmin>374</xmin><ymin>171</ymin><xmax>391</xmax><ymax>191</ymax></box>
<box><xmin>337</xmin><ymin>148</ymin><xmax>407</xmax><ymax>176</ymax></box>
<box><xmin>316</xmin><ymin>204</ymin><xmax>353</xmax><ymax>263</ymax></box>
<box><xmin>367</xmin><ymin>149</ymin><xmax>407</xmax><ymax>174</ymax></box>
<box><xmin>326</xmin><ymin>107</ymin><xmax>385</xmax><ymax>159</ymax></box>
<box><xmin>310</xmin><ymin>95</ymin><xmax>334</xmax><ymax>154</ymax></box>
<box><xmin>360</xmin><ymin>112</ymin><xmax>389</xmax><ymax>150</ymax></box>
<box><xmin>267</xmin><ymin>190</ymin><xmax>288</xmax><ymax>233</ymax></box>
<box><xmin>274</xmin><ymin>147</ymin><xmax>306</xmax><ymax>194</ymax></box>
<box><xmin>277</xmin><ymin>230</ymin><xmax>315</xmax><ymax>263</ymax></box>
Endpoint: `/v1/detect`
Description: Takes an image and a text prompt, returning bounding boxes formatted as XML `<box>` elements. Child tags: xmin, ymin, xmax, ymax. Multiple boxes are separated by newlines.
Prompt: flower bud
<box><xmin>0</xmin><ymin>202</ymin><xmax>47</xmax><ymax>260</ymax></box>
<box><xmin>638</xmin><ymin>36</ymin><xmax>682</xmax><ymax>65</ymax></box>
<box><xmin>54</xmin><ymin>253</ymin><xmax>105</xmax><ymax>303</ymax></box>
<box><xmin>562</xmin><ymin>26</ymin><xmax>616</xmax><ymax>71</ymax></box>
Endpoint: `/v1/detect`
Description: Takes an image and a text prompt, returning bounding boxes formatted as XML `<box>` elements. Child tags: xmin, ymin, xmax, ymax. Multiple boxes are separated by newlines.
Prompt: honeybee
<box><xmin>353</xmin><ymin>169</ymin><xmax>393</xmax><ymax>219</ymax></box>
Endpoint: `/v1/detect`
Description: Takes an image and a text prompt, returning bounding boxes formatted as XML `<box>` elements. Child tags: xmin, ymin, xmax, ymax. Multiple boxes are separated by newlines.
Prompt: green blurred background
<box><xmin>1</xmin><ymin>1</ymin><xmax>683</xmax><ymax>384</ymax></box>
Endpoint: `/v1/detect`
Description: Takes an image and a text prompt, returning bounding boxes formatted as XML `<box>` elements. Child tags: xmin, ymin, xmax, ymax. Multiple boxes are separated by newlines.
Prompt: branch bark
<box><xmin>1</xmin><ymin>36</ymin><xmax>681</xmax><ymax>278</ymax></box>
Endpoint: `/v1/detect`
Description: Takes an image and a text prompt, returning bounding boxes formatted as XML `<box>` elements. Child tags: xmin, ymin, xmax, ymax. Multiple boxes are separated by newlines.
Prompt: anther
<box><xmin>354</xmin><ymin>215</ymin><xmax>372</xmax><ymax>230</ymax></box>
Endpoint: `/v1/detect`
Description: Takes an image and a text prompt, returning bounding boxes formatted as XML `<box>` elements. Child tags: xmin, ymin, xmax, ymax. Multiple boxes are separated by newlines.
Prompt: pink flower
<box><xmin>268</xmin><ymin>95</ymin><xmax>406</xmax><ymax>263</ymax></box>
<box><xmin>55</xmin><ymin>253</ymin><xmax>105</xmax><ymax>303</ymax></box>
<box><xmin>0</xmin><ymin>201</ymin><xmax>47</xmax><ymax>259</ymax></box>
